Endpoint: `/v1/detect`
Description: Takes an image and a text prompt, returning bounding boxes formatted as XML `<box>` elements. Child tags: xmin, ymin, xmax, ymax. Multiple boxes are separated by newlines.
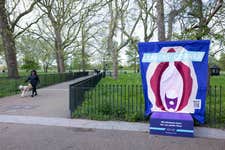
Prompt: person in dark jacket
<box><xmin>25</xmin><ymin>70</ymin><xmax>40</xmax><ymax>97</ymax></box>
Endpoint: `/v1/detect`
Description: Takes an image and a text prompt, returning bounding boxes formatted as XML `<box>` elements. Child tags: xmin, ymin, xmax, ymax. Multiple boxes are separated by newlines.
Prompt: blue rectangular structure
<box><xmin>150</xmin><ymin>112</ymin><xmax>194</xmax><ymax>137</ymax></box>
<box><xmin>138</xmin><ymin>40</ymin><xmax>210</xmax><ymax>124</ymax></box>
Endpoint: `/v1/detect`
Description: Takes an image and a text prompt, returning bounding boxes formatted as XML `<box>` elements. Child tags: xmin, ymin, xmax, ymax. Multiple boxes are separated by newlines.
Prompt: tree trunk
<box><xmin>43</xmin><ymin>63</ymin><xmax>48</xmax><ymax>73</ymax></box>
<box><xmin>81</xmin><ymin>45</ymin><xmax>85</xmax><ymax>72</ymax></box>
<box><xmin>134</xmin><ymin>50</ymin><xmax>137</xmax><ymax>73</ymax></box>
<box><xmin>54</xmin><ymin>27</ymin><xmax>65</xmax><ymax>73</ymax></box>
<box><xmin>112</xmin><ymin>48</ymin><xmax>118</xmax><ymax>79</ymax></box>
<box><xmin>167</xmin><ymin>10</ymin><xmax>178</xmax><ymax>40</ymax></box>
<box><xmin>0</xmin><ymin>0</ymin><xmax>19</xmax><ymax>78</ymax></box>
<box><xmin>156</xmin><ymin>0</ymin><xmax>166</xmax><ymax>41</ymax></box>
<box><xmin>81</xmin><ymin>24</ymin><xmax>86</xmax><ymax>72</ymax></box>
<box><xmin>134</xmin><ymin>60</ymin><xmax>136</xmax><ymax>73</ymax></box>
<box><xmin>108</xmin><ymin>1</ymin><xmax>118</xmax><ymax>79</ymax></box>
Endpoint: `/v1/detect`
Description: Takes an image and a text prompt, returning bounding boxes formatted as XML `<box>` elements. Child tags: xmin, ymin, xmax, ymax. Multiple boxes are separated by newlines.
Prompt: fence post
<box><xmin>69</xmin><ymin>85</ymin><xmax>75</xmax><ymax>117</ymax></box>
<box><xmin>219</xmin><ymin>85</ymin><xmax>222</xmax><ymax>128</ymax></box>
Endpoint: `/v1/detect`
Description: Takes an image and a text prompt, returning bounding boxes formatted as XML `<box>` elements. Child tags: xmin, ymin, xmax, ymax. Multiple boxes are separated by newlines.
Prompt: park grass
<box><xmin>207</xmin><ymin>74</ymin><xmax>225</xmax><ymax>128</ymax></box>
<box><xmin>97</xmin><ymin>72</ymin><xmax>224</xmax><ymax>86</ymax></box>
<box><xmin>72</xmin><ymin>73</ymin><xmax>145</xmax><ymax>122</ymax></box>
<box><xmin>73</xmin><ymin>72</ymin><xmax>225</xmax><ymax>128</ymax></box>
<box><xmin>210</xmin><ymin>75</ymin><xmax>225</xmax><ymax>86</ymax></box>
<box><xmin>99</xmin><ymin>73</ymin><xmax>142</xmax><ymax>85</ymax></box>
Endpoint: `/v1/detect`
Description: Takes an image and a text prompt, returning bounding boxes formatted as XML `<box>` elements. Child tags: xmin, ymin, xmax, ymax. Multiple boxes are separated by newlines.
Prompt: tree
<box><xmin>218</xmin><ymin>52</ymin><xmax>225</xmax><ymax>70</ymax></box>
<box><xmin>153</xmin><ymin>0</ymin><xmax>223</xmax><ymax>41</ymax></box>
<box><xmin>126</xmin><ymin>37</ymin><xmax>139</xmax><ymax>73</ymax></box>
<box><xmin>0</xmin><ymin>0</ymin><xmax>39</xmax><ymax>78</ymax></box>
<box><xmin>165</xmin><ymin>0</ymin><xmax>190</xmax><ymax>40</ymax></box>
<box><xmin>16</xmin><ymin>34</ymin><xmax>55</xmax><ymax>73</ymax></box>
<box><xmin>153</xmin><ymin>0</ymin><xmax>223</xmax><ymax>91</ymax></box>
<box><xmin>107</xmin><ymin>0</ymin><xmax>119</xmax><ymax>79</ymax></box>
<box><xmin>136</xmin><ymin>0</ymin><xmax>156</xmax><ymax>42</ymax></box>
<box><xmin>94</xmin><ymin>37</ymin><xmax>112</xmax><ymax>71</ymax></box>
<box><xmin>155</xmin><ymin>0</ymin><xmax>192</xmax><ymax>41</ymax></box>
<box><xmin>176</xmin><ymin>0</ymin><xmax>223</xmax><ymax>40</ymax></box>
<box><xmin>156</xmin><ymin>0</ymin><xmax>165</xmax><ymax>41</ymax></box>
<box><xmin>37</xmin><ymin>40</ymin><xmax>55</xmax><ymax>73</ymax></box>
<box><xmin>177</xmin><ymin>0</ymin><xmax>223</xmax><ymax>88</ymax></box>
<box><xmin>208</xmin><ymin>55</ymin><xmax>219</xmax><ymax>68</ymax></box>
<box><xmin>21</xmin><ymin>57</ymin><xmax>40</xmax><ymax>72</ymax></box>
<box><xmin>0</xmin><ymin>36</ymin><xmax>3</xmax><ymax>57</ymax></box>
<box><xmin>118</xmin><ymin>0</ymin><xmax>156</xmax><ymax>74</ymax></box>
<box><xmin>107</xmin><ymin>0</ymin><xmax>140</xmax><ymax>79</ymax></box>
<box><xmin>36</xmin><ymin>0</ymin><xmax>104</xmax><ymax>73</ymax></box>
<box><xmin>0</xmin><ymin>0</ymin><xmax>19</xmax><ymax>78</ymax></box>
<box><xmin>37</xmin><ymin>0</ymin><xmax>75</xmax><ymax>73</ymax></box>
<box><xmin>78</xmin><ymin>1</ymin><xmax>106</xmax><ymax>71</ymax></box>
<box><xmin>0</xmin><ymin>36</ymin><xmax>5</xmax><ymax>68</ymax></box>
<box><xmin>39</xmin><ymin>0</ymin><xmax>97</xmax><ymax>72</ymax></box>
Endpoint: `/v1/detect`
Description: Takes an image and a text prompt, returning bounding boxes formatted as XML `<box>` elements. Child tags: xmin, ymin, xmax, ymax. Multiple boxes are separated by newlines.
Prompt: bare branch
<box><xmin>28</xmin><ymin>28</ymin><xmax>54</xmax><ymax>49</ymax></box>
<box><xmin>14</xmin><ymin>13</ymin><xmax>45</xmax><ymax>39</ymax></box>
<box><xmin>7</xmin><ymin>0</ymin><xmax>20</xmax><ymax>19</ymax></box>
<box><xmin>186</xmin><ymin>0</ymin><xmax>223</xmax><ymax>31</ymax></box>
<box><xmin>205</xmin><ymin>0</ymin><xmax>223</xmax><ymax>25</ymax></box>
<box><xmin>11</xmin><ymin>1</ymin><xmax>38</xmax><ymax>31</ymax></box>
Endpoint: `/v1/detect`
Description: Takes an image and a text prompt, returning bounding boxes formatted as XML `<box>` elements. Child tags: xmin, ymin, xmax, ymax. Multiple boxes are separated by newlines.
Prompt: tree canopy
<box><xmin>0</xmin><ymin>0</ymin><xmax>224</xmax><ymax>79</ymax></box>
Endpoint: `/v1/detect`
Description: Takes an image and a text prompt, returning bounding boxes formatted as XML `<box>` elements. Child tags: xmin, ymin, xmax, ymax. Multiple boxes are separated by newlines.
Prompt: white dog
<box><xmin>18</xmin><ymin>84</ymin><xmax>33</xmax><ymax>97</ymax></box>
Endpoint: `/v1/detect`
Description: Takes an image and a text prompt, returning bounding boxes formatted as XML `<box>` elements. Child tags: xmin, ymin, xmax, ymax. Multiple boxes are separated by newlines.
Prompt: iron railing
<box><xmin>70</xmin><ymin>82</ymin><xmax>225</xmax><ymax>128</ymax></box>
<box><xmin>205</xmin><ymin>85</ymin><xmax>225</xmax><ymax>128</ymax></box>
<box><xmin>69</xmin><ymin>73</ymin><xmax>104</xmax><ymax>117</ymax></box>
<box><xmin>0</xmin><ymin>72</ymin><xmax>88</xmax><ymax>98</ymax></box>
<box><xmin>38</xmin><ymin>72</ymin><xmax>88</xmax><ymax>87</ymax></box>
<box><xmin>71</xmin><ymin>84</ymin><xmax>145</xmax><ymax>121</ymax></box>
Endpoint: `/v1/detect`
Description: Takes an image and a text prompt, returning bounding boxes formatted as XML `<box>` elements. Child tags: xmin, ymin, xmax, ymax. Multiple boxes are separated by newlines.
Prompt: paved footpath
<box><xmin>0</xmin><ymin>76</ymin><xmax>225</xmax><ymax>150</ymax></box>
<box><xmin>1</xmin><ymin>123</ymin><xmax>225</xmax><ymax>150</ymax></box>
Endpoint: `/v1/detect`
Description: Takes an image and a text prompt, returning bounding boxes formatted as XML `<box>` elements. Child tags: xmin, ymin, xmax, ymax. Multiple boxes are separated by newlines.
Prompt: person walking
<box><xmin>25</xmin><ymin>70</ymin><xmax>40</xmax><ymax>97</ymax></box>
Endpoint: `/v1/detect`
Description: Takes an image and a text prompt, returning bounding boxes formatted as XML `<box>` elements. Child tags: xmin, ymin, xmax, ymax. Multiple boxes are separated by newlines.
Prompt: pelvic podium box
<box><xmin>150</xmin><ymin>112</ymin><xmax>194</xmax><ymax>137</ymax></box>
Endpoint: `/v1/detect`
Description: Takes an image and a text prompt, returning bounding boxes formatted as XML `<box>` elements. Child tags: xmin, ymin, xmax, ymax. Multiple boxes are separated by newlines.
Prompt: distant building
<box><xmin>209</xmin><ymin>65</ymin><xmax>220</xmax><ymax>76</ymax></box>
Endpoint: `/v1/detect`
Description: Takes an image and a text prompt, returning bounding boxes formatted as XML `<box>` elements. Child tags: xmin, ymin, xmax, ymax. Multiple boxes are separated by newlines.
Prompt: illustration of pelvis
<box><xmin>146</xmin><ymin>46</ymin><xmax>197</xmax><ymax>113</ymax></box>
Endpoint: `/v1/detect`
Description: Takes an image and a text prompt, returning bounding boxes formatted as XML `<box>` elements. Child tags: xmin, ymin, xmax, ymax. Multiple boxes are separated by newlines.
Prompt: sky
<box><xmin>2</xmin><ymin>0</ymin><xmax>223</xmax><ymax>68</ymax></box>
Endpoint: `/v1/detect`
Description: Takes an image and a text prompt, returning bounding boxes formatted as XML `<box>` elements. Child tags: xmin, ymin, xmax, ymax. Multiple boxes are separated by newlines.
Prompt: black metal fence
<box><xmin>38</xmin><ymin>72</ymin><xmax>89</xmax><ymax>88</ymax></box>
<box><xmin>0</xmin><ymin>72</ymin><xmax>88</xmax><ymax>98</ymax></box>
<box><xmin>69</xmin><ymin>73</ymin><xmax>104</xmax><ymax>117</ymax></box>
<box><xmin>205</xmin><ymin>85</ymin><xmax>225</xmax><ymax>128</ymax></box>
<box><xmin>70</xmin><ymin>81</ymin><xmax>225</xmax><ymax>128</ymax></box>
<box><xmin>71</xmin><ymin>84</ymin><xmax>145</xmax><ymax>121</ymax></box>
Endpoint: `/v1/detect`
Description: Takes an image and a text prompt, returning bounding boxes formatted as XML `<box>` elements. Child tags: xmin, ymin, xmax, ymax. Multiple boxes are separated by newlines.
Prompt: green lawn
<box><xmin>210</xmin><ymin>75</ymin><xmax>225</xmax><ymax>86</ymax></box>
<box><xmin>73</xmin><ymin>72</ymin><xmax>225</xmax><ymax>128</ymax></box>
<box><xmin>99</xmin><ymin>73</ymin><xmax>142</xmax><ymax>85</ymax></box>
<box><xmin>98</xmin><ymin>72</ymin><xmax>225</xmax><ymax>86</ymax></box>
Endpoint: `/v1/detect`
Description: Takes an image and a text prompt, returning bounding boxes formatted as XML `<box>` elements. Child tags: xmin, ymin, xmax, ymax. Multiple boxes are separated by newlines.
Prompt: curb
<box><xmin>0</xmin><ymin>115</ymin><xmax>224</xmax><ymax>139</ymax></box>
